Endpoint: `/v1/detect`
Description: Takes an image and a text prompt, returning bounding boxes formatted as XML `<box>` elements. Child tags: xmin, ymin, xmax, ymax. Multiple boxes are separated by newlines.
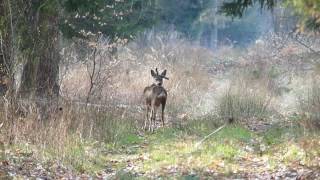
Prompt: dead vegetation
<box><xmin>0</xmin><ymin>31</ymin><xmax>320</xmax><ymax>178</ymax></box>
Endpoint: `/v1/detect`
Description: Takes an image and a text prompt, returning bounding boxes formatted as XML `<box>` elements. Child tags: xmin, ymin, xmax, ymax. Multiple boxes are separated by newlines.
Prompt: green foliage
<box><xmin>220</xmin><ymin>0</ymin><xmax>276</xmax><ymax>17</ymax></box>
<box><xmin>282</xmin><ymin>144</ymin><xmax>305</xmax><ymax>163</ymax></box>
<box><xmin>182</xmin><ymin>175</ymin><xmax>200</xmax><ymax>180</ymax></box>
<box><xmin>59</xmin><ymin>0</ymin><xmax>157</xmax><ymax>40</ymax></box>
<box><xmin>156</xmin><ymin>0</ymin><xmax>210</xmax><ymax>38</ymax></box>
<box><xmin>148</xmin><ymin>127</ymin><xmax>184</xmax><ymax>144</ymax></box>
<box><xmin>213</xmin><ymin>125</ymin><xmax>252</xmax><ymax>142</ymax></box>
<box><xmin>209</xmin><ymin>143</ymin><xmax>239</xmax><ymax>161</ymax></box>
<box><xmin>121</xmin><ymin>134</ymin><xmax>141</xmax><ymax>144</ymax></box>
<box><xmin>263</xmin><ymin>123</ymin><xmax>304</xmax><ymax>145</ymax></box>
<box><xmin>155</xmin><ymin>0</ymin><xmax>269</xmax><ymax>43</ymax></box>
<box><xmin>220</xmin><ymin>0</ymin><xmax>320</xmax><ymax>32</ymax></box>
<box><xmin>263</xmin><ymin>126</ymin><xmax>286</xmax><ymax>145</ymax></box>
<box><xmin>114</xmin><ymin>170</ymin><xmax>136</xmax><ymax>180</ymax></box>
<box><xmin>286</xmin><ymin>0</ymin><xmax>320</xmax><ymax>32</ymax></box>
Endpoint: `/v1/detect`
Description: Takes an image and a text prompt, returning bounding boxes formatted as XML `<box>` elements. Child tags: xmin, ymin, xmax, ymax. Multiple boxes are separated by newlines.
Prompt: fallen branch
<box><xmin>195</xmin><ymin>123</ymin><xmax>227</xmax><ymax>148</ymax></box>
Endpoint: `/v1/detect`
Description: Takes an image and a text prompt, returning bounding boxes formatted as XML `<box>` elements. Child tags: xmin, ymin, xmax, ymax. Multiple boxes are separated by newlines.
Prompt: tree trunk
<box><xmin>35</xmin><ymin>12</ymin><xmax>60</xmax><ymax>98</ymax></box>
<box><xmin>0</xmin><ymin>0</ymin><xmax>17</xmax><ymax>143</ymax></box>
<box><xmin>210</xmin><ymin>0</ymin><xmax>218</xmax><ymax>49</ymax></box>
<box><xmin>0</xmin><ymin>0</ymin><xmax>13</xmax><ymax>95</ymax></box>
<box><xmin>18</xmin><ymin>0</ymin><xmax>60</xmax><ymax>98</ymax></box>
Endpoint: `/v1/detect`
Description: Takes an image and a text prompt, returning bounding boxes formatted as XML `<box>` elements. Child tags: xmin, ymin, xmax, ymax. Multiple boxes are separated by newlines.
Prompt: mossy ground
<box><xmin>4</xmin><ymin>119</ymin><xmax>320</xmax><ymax>179</ymax></box>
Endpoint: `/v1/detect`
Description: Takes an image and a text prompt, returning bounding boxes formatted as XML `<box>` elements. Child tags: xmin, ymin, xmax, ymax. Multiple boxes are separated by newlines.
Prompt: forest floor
<box><xmin>1</xmin><ymin>119</ymin><xmax>320</xmax><ymax>179</ymax></box>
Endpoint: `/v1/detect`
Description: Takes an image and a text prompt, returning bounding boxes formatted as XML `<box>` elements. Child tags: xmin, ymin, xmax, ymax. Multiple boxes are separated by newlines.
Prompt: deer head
<box><xmin>151</xmin><ymin>68</ymin><xmax>169</xmax><ymax>86</ymax></box>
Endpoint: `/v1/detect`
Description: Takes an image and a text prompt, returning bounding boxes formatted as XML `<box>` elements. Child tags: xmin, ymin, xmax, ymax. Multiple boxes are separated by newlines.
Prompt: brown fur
<box><xmin>143</xmin><ymin>69</ymin><xmax>168</xmax><ymax>132</ymax></box>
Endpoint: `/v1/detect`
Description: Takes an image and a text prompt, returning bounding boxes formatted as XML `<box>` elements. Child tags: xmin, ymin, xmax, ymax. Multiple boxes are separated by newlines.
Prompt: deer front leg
<box><xmin>144</xmin><ymin>106</ymin><xmax>150</xmax><ymax>130</ymax></box>
<box><xmin>149</xmin><ymin>108</ymin><xmax>153</xmax><ymax>132</ymax></box>
<box><xmin>153</xmin><ymin>108</ymin><xmax>157</xmax><ymax>132</ymax></box>
<box><xmin>161</xmin><ymin>110</ymin><xmax>165</xmax><ymax>127</ymax></box>
<box><xmin>161</xmin><ymin>103</ymin><xmax>165</xmax><ymax>127</ymax></box>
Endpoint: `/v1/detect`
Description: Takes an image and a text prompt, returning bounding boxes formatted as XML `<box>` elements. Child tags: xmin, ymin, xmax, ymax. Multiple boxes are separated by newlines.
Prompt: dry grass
<box><xmin>3</xmin><ymin>31</ymin><xmax>320</xmax><ymax>142</ymax></box>
<box><xmin>299</xmin><ymin>80</ymin><xmax>320</xmax><ymax>130</ymax></box>
<box><xmin>1</xmin><ymin>31</ymin><xmax>320</xmax><ymax>176</ymax></box>
<box><xmin>217</xmin><ymin>69</ymin><xmax>274</xmax><ymax>122</ymax></box>
<box><xmin>60</xmin><ymin>31</ymin><xmax>214</xmax><ymax>122</ymax></box>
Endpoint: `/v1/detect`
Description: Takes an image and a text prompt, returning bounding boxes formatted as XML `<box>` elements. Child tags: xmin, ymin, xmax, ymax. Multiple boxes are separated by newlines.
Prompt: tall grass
<box><xmin>0</xmin><ymin>100</ymin><xmax>138</xmax><ymax>174</ymax></box>
<box><xmin>299</xmin><ymin>83</ymin><xmax>320</xmax><ymax>130</ymax></box>
<box><xmin>1</xmin><ymin>31</ymin><xmax>320</xmax><ymax>175</ymax></box>
<box><xmin>217</xmin><ymin>68</ymin><xmax>275</xmax><ymax>122</ymax></box>
<box><xmin>218</xmin><ymin>89</ymin><xmax>270</xmax><ymax>121</ymax></box>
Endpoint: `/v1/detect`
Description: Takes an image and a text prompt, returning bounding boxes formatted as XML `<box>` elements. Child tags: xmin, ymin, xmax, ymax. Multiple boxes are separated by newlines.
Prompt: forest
<box><xmin>0</xmin><ymin>0</ymin><xmax>320</xmax><ymax>179</ymax></box>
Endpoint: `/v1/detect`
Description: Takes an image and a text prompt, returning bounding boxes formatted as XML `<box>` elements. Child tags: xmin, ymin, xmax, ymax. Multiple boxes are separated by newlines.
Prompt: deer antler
<box><xmin>162</xmin><ymin>76</ymin><xmax>169</xmax><ymax>80</ymax></box>
<box><xmin>155</xmin><ymin>68</ymin><xmax>159</xmax><ymax>75</ymax></box>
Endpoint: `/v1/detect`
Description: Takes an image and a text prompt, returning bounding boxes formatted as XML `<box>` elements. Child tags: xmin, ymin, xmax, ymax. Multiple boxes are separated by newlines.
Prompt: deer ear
<box><xmin>151</xmin><ymin>70</ymin><xmax>156</xmax><ymax>77</ymax></box>
<box><xmin>161</xmin><ymin>69</ymin><xmax>167</xmax><ymax>77</ymax></box>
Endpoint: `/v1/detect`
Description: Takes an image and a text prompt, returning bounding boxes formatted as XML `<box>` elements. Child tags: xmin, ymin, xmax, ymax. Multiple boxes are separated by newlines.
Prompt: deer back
<box><xmin>144</xmin><ymin>84</ymin><xmax>167</xmax><ymax>106</ymax></box>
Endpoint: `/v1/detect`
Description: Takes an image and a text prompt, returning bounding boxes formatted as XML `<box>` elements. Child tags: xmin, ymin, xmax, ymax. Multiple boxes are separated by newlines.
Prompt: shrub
<box><xmin>299</xmin><ymin>83</ymin><xmax>320</xmax><ymax>130</ymax></box>
<box><xmin>217</xmin><ymin>72</ymin><xmax>272</xmax><ymax>122</ymax></box>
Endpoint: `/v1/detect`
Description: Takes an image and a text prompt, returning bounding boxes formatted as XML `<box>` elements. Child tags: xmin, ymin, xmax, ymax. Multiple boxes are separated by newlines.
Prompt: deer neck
<box><xmin>151</xmin><ymin>83</ymin><xmax>162</xmax><ymax>87</ymax></box>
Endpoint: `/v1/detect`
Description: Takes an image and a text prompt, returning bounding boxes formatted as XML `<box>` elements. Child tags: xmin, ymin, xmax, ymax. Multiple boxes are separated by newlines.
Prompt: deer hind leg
<box><xmin>153</xmin><ymin>108</ymin><xmax>157</xmax><ymax>131</ymax></box>
<box><xmin>161</xmin><ymin>102</ymin><xmax>165</xmax><ymax>127</ymax></box>
<box><xmin>144</xmin><ymin>105</ymin><xmax>150</xmax><ymax>131</ymax></box>
<box><xmin>149</xmin><ymin>107</ymin><xmax>154</xmax><ymax>132</ymax></box>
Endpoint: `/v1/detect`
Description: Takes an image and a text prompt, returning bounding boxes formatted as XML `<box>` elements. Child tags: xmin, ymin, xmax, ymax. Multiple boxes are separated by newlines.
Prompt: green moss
<box><xmin>114</xmin><ymin>170</ymin><xmax>136</xmax><ymax>180</ymax></box>
<box><xmin>119</xmin><ymin>134</ymin><xmax>143</xmax><ymax>146</ymax></box>
<box><xmin>210</xmin><ymin>125</ymin><xmax>252</xmax><ymax>143</ymax></box>
<box><xmin>263</xmin><ymin>124</ymin><xmax>304</xmax><ymax>145</ymax></box>
<box><xmin>148</xmin><ymin>127</ymin><xmax>184</xmax><ymax>144</ymax></box>
<box><xmin>282</xmin><ymin>144</ymin><xmax>306</xmax><ymax>164</ymax></box>
<box><xmin>213</xmin><ymin>144</ymin><xmax>239</xmax><ymax>161</ymax></box>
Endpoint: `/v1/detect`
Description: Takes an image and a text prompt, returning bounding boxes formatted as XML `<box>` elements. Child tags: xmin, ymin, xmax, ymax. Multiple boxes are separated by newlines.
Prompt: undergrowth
<box><xmin>3</xmin><ymin>117</ymin><xmax>320</xmax><ymax>177</ymax></box>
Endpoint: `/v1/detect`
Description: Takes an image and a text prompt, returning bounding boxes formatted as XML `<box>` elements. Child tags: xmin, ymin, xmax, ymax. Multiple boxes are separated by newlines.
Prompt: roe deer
<box><xmin>143</xmin><ymin>68</ymin><xmax>169</xmax><ymax>132</ymax></box>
